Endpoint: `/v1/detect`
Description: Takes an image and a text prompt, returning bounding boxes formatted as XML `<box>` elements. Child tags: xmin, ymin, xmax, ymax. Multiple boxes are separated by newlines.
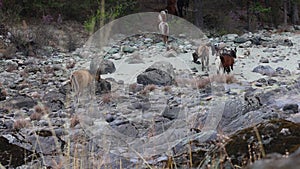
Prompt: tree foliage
<box><xmin>0</xmin><ymin>0</ymin><xmax>137</xmax><ymax>25</ymax></box>
<box><xmin>0</xmin><ymin>0</ymin><xmax>300</xmax><ymax>33</ymax></box>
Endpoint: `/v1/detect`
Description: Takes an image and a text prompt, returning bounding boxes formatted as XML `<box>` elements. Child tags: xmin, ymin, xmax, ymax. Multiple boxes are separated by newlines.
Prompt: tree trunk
<box><xmin>247</xmin><ymin>0</ymin><xmax>250</xmax><ymax>31</ymax></box>
<box><xmin>292</xmin><ymin>1</ymin><xmax>299</xmax><ymax>24</ymax></box>
<box><xmin>284</xmin><ymin>0</ymin><xmax>288</xmax><ymax>26</ymax></box>
<box><xmin>193</xmin><ymin>0</ymin><xmax>203</xmax><ymax>28</ymax></box>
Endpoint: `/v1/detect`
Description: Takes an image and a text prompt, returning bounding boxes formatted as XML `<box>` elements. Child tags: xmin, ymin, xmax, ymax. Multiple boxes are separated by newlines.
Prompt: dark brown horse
<box><xmin>220</xmin><ymin>48</ymin><xmax>237</xmax><ymax>74</ymax></box>
<box><xmin>166</xmin><ymin>0</ymin><xmax>178</xmax><ymax>16</ymax></box>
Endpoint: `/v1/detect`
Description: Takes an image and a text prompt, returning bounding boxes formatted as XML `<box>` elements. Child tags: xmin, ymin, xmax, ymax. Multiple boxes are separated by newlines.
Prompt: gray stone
<box><xmin>163</xmin><ymin>50</ymin><xmax>177</xmax><ymax>58</ymax></box>
<box><xmin>252</xmin><ymin>65</ymin><xmax>276</xmax><ymax>76</ymax></box>
<box><xmin>257</xmin><ymin>78</ymin><xmax>267</xmax><ymax>84</ymax></box>
<box><xmin>144</xmin><ymin>38</ymin><xmax>153</xmax><ymax>43</ymax></box>
<box><xmin>250</xmin><ymin>36</ymin><xmax>262</xmax><ymax>45</ymax></box>
<box><xmin>137</xmin><ymin>61</ymin><xmax>175</xmax><ymax>86</ymax></box>
<box><xmin>278</xmin><ymin>39</ymin><xmax>293</xmax><ymax>46</ymax></box>
<box><xmin>43</xmin><ymin>91</ymin><xmax>65</xmax><ymax>112</ymax></box>
<box><xmin>105</xmin><ymin>114</ymin><xmax>115</xmax><ymax>123</ymax></box>
<box><xmin>95</xmin><ymin>79</ymin><xmax>111</xmax><ymax>95</ymax></box>
<box><xmin>146</xmin><ymin>61</ymin><xmax>175</xmax><ymax>79</ymax></box>
<box><xmin>259</xmin><ymin>57</ymin><xmax>269</xmax><ymax>63</ymax></box>
<box><xmin>122</xmin><ymin>46</ymin><xmax>136</xmax><ymax>53</ymax></box>
<box><xmin>137</xmin><ymin>69</ymin><xmax>174</xmax><ymax>86</ymax></box>
<box><xmin>222</xmin><ymin>34</ymin><xmax>238</xmax><ymax>42</ymax></box>
<box><xmin>294</xmin><ymin>25</ymin><xmax>300</xmax><ymax>30</ymax></box>
<box><xmin>0</xmin><ymin>88</ymin><xmax>6</xmax><ymax>101</ymax></box>
<box><xmin>276</xmin><ymin>67</ymin><xmax>291</xmax><ymax>76</ymax></box>
<box><xmin>107</xmin><ymin>48</ymin><xmax>119</xmax><ymax>54</ymax></box>
<box><xmin>0</xmin><ymin>135</ymin><xmax>38</xmax><ymax>168</ymax></box>
<box><xmin>267</xmin><ymin>79</ymin><xmax>277</xmax><ymax>86</ymax></box>
<box><xmin>283</xmin><ymin>104</ymin><xmax>299</xmax><ymax>114</ymax></box>
<box><xmin>111</xmin><ymin>122</ymin><xmax>138</xmax><ymax>137</ymax></box>
<box><xmin>27</xmin><ymin>132</ymin><xmax>66</xmax><ymax>155</ymax></box>
<box><xmin>162</xmin><ymin>105</ymin><xmax>180</xmax><ymax>120</ymax></box>
<box><xmin>97</xmin><ymin>59</ymin><xmax>116</xmax><ymax>74</ymax></box>
<box><xmin>5</xmin><ymin>94</ymin><xmax>37</xmax><ymax>109</ymax></box>
<box><xmin>234</xmin><ymin>37</ymin><xmax>248</xmax><ymax>43</ymax></box>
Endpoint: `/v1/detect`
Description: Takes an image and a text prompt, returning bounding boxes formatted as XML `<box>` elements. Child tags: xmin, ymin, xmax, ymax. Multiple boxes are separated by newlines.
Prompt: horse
<box><xmin>158</xmin><ymin>10</ymin><xmax>169</xmax><ymax>45</ymax></box>
<box><xmin>220</xmin><ymin>48</ymin><xmax>237</xmax><ymax>74</ymax></box>
<box><xmin>192</xmin><ymin>45</ymin><xmax>210</xmax><ymax>71</ymax></box>
<box><xmin>166</xmin><ymin>0</ymin><xmax>178</xmax><ymax>16</ymax></box>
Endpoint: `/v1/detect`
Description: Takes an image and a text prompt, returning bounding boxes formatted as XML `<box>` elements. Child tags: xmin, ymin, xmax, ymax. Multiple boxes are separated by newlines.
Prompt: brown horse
<box><xmin>220</xmin><ymin>48</ymin><xmax>237</xmax><ymax>74</ymax></box>
<box><xmin>166</xmin><ymin>0</ymin><xmax>178</xmax><ymax>16</ymax></box>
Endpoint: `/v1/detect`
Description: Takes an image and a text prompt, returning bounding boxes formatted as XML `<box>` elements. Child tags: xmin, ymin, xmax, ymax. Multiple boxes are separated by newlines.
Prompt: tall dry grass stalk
<box><xmin>175</xmin><ymin>74</ymin><xmax>237</xmax><ymax>89</ymax></box>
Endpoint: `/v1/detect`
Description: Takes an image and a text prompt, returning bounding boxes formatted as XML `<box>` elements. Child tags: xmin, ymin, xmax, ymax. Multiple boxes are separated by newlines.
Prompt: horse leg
<box><xmin>201</xmin><ymin>57</ymin><xmax>205</xmax><ymax>71</ymax></box>
<box><xmin>163</xmin><ymin>35</ymin><xmax>168</xmax><ymax>45</ymax></box>
<box><xmin>206</xmin><ymin>56</ymin><xmax>209</xmax><ymax>71</ymax></box>
<box><xmin>227</xmin><ymin>67</ymin><xmax>231</xmax><ymax>74</ymax></box>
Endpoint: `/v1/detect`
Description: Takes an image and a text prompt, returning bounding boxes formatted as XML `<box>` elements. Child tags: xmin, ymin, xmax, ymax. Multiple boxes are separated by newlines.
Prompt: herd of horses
<box><xmin>158</xmin><ymin>0</ymin><xmax>237</xmax><ymax>74</ymax></box>
<box><xmin>193</xmin><ymin>43</ymin><xmax>237</xmax><ymax>74</ymax></box>
<box><xmin>70</xmin><ymin>0</ymin><xmax>235</xmax><ymax>103</ymax></box>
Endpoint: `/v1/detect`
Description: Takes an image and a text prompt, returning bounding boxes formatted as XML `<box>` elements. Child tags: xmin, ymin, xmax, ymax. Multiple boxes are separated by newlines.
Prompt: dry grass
<box><xmin>176</xmin><ymin>74</ymin><xmax>238</xmax><ymax>89</ymax></box>
<box><xmin>34</xmin><ymin>104</ymin><xmax>49</xmax><ymax>115</ymax></box>
<box><xmin>196</xmin><ymin>78</ymin><xmax>211</xmax><ymax>89</ymax></box>
<box><xmin>30</xmin><ymin>92</ymin><xmax>41</xmax><ymax>99</ymax></box>
<box><xmin>128</xmin><ymin>83</ymin><xmax>138</xmax><ymax>93</ymax></box>
<box><xmin>0</xmin><ymin>88</ymin><xmax>7</xmax><ymax>97</ymax></box>
<box><xmin>30</xmin><ymin>104</ymin><xmax>49</xmax><ymax>121</ymax></box>
<box><xmin>70</xmin><ymin>115</ymin><xmax>80</xmax><ymax>128</ymax></box>
<box><xmin>19</xmin><ymin>70</ymin><xmax>29</xmax><ymax>78</ymax></box>
<box><xmin>210</xmin><ymin>74</ymin><xmax>237</xmax><ymax>84</ymax></box>
<box><xmin>34</xmin><ymin>105</ymin><xmax>44</xmax><ymax>114</ymax></box>
<box><xmin>13</xmin><ymin>119</ymin><xmax>30</xmax><ymax>131</ymax></box>
<box><xmin>101</xmin><ymin>93</ymin><xmax>112</xmax><ymax>104</ymax></box>
<box><xmin>44</xmin><ymin>65</ymin><xmax>55</xmax><ymax>74</ymax></box>
<box><xmin>139</xmin><ymin>89</ymin><xmax>149</xmax><ymax>96</ymax></box>
<box><xmin>138</xmin><ymin>84</ymin><xmax>157</xmax><ymax>96</ymax></box>
<box><xmin>30</xmin><ymin>112</ymin><xmax>43</xmax><ymax>121</ymax></box>
<box><xmin>144</xmin><ymin>84</ymin><xmax>157</xmax><ymax>92</ymax></box>
<box><xmin>162</xmin><ymin>86</ymin><xmax>172</xmax><ymax>92</ymax></box>
<box><xmin>6</xmin><ymin>63</ymin><xmax>18</xmax><ymax>72</ymax></box>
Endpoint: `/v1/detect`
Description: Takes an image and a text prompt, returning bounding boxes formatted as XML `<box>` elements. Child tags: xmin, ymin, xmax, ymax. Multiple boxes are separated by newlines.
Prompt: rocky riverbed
<box><xmin>0</xmin><ymin>21</ymin><xmax>300</xmax><ymax>168</ymax></box>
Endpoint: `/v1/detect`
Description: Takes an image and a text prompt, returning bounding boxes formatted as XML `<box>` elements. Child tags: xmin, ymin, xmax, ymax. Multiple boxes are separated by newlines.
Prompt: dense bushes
<box><xmin>0</xmin><ymin>0</ymin><xmax>299</xmax><ymax>34</ymax></box>
<box><xmin>0</xmin><ymin>0</ymin><xmax>137</xmax><ymax>28</ymax></box>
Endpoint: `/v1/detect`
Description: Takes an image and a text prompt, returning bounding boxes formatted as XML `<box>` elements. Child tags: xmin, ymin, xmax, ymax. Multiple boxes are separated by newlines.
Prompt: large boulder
<box><xmin>137</xmin><ymin>69</ymin><xmax>174</xmax><ymax>86</ymax></box>
<box><xmin>90</xmin><ymin>58</ymin><xmax>116</xmax><ymax>76</ymax></box>
<box><xmin>4</xmin><ymin>94</ymin><xmax>37</xmax><ymax>109</ymax></box>
<box><xmin>95</xmin><ymin>79</ymin><xmax>111</xmax><ymax>95</ymax></box>
<box><xmin>97</xmin><ymin>59</ymin><xmax>116</xmax><ymax>75</ymax></box>
<box><xmin>227</xmin><ymin>120</ymin><xmax>300</xmax><ymax>168</ymax></box>
<box><xmin>137</xmin><ymin>61</ymin><xmax>175</xmax><ymax>86</ymax></box>
<box><xmin>43</xmin><ymin>91</ymin><xmax>65</xmax><ymax>112</ymax></box>
<box><xmin>0</xmin><ymin>135</ymin><xmax>38</xmax><ymax>168</ymax></box>
<box><xmin>252</xmin><ymin>65</ymin><xmax>276</xmax><ymax>76</ymax></box>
